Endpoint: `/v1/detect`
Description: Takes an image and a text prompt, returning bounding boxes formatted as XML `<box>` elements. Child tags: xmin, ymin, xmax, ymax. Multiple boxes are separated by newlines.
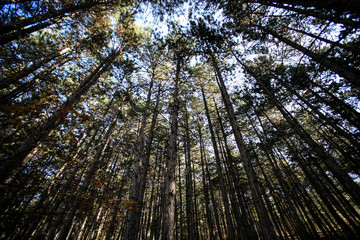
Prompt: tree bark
<box><xmin>197</xmin><ymin>120</ymin><xmax>216</xmax><ymax>240</ymax></box>
<box><xmin>201</xmin><ymin>83</ymin><xmax>236</xmax><ymax>240</ymax></box>
<box><xmin>209</xmin><ymin>48</ymin><xmax>277</xmax><ymax>240</ymax></box>
<box><xmin>162</xmin><ymin>54</ymin><xmax>181</xmax><ymax>240</ymax></box>
<box><xmin>125</xmin><ymin>81</ymin><xmax>161</xmax><ymax>240</ymax></box>
<box><xmin>184</xmin><ymin>103</ymin><xmax>196</xmax><ymax>240</ymax></box>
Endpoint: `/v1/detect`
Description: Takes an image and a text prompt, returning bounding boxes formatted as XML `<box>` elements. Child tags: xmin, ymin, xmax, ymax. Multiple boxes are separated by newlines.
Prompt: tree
<box><xmin>125</xmin><ymin>42</ymin><xmax>164</xmax><ymax>240</ymax></box>
<box><xmin>0</xmin><ymin>48</ymin><xmax>121</xmax><ymax>184</ymax></box>
<box><xmin>0</xmin><ymin>0</ymin><xmax>119</xmax><ymax>45</ymax></box>
<box><xmin>162</xmin><ymin>35</ymin><xmax>183</xmax><ymax>240</ymax></box>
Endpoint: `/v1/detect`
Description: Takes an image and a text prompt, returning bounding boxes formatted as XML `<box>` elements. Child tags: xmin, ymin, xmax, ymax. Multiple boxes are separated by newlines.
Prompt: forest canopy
<box><xmin>0</xmin><ymin>0</ymin><xmax>359</xmax><ymax>239</ymax></box>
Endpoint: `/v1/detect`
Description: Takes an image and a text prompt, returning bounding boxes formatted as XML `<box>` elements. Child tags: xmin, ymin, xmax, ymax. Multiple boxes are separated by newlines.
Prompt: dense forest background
<box><xmin>1</xmin><ymin>0</ymin><xmax>360</xmax><ymax>239</ymax></box>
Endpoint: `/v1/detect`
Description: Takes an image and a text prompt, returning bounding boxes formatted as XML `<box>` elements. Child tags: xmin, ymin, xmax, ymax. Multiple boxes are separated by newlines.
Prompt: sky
<box><xmin>134</xmin><ymin>2</ymin><xmax>191</xmax><ymax>37</ymax></box>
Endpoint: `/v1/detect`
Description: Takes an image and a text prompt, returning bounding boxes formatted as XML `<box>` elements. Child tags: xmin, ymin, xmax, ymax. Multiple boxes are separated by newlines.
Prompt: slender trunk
<box><xmin>57</xmin><ymin>108</ymin><xmax>120</xmax><ymax>240</ymax></box>
<box><xmin>206</xmin><ymin>155</ymin><xmax>224</xmax><ymax>240</ymax></box>
<box><xmin>246</xmin><ymin>1</ymin><xmax>360</xmax><ymax>28</ymax></box>
<box><xmin>177</xmin><ymin>149</ymin><xmax>184</xmax><ymax>240</ymax></box>
<box><xmin>201</xmin><ymin>84</ymin><xmax>235</xmax><ymax>240</ymax></box>
<box><xmin>214</xmin><ymin>102</ymin><xmax>259</xmax><ymax>240</ymax></box>
<box><xmin>197</xmin><ymin>121</ymin><xmax>215</xmax><ymax>240</ymax></box>
<box><xmin>253</xmin><ymin>153</ymin><xmax>289</xmax><ymax>240</ymax></box>
<box><xmin>145</xmin><ymin>144</ymin><xmax>162</xmax><ymax>239</ymax></box>
<box><xmin>261</xmin><ymin>107</ymin><xmax>348</xmax><ymax>238</ymax></box>
<box><xmin>252</xmin><ymin>112</ymin><xmax>318</xmax><ymax>240</ymax></box>
<box><xmin>278</xmin><ymin>78</ymin><xmax>360</xmax><ymax>150</ymax></box>
<box><xmin>0</xmin><ymin>48</ymin><xmax>70</xmax><ymax>90</ymax></box>
<box><xmin>249</xmin><ymin>0</ymin><xmax>360</xmax><ymax>17</ymax></box>
<box><xmin>254</xmin><ymin>25</ymin><xmax>360</xmax><ymax>89</ymax></box>
<box><xmin>192</xmin><ymin>157</ymin><xmax>200</xmax><ymax>240</ymax></box>
<box><xmin>309</xmin><ymin>82</ymin><xmax>360</xmax><ymax>130</ymax></box>
<box><xmin>0</xmin><ymin>48</ymin><xmax>120</xmax><ymax>184</ymax></box>
<box><xmin>162</xmin><ymin>54</ymin><xmax>181</xmax><ymax>240</ymax></box>
<box><xmin>124</xmin><ymin>76</ymin><xmax>157</xmax><ymax>240</ymax></box>
<box><xmin>235</xmin><ymin>52</ymin><xmax>360</xmax><ymax>206</ymax></box>
<box><xmin>105</xmin><ymin>166</ymin><xmax>129</xmax><ymax>240</ymax></box>
<box><xmin>184</xmin><ymin>104</ymin><xmax>196</xmax><ymax>240</ymax></box>
<box><xmin>261</xmin><ymin>106</ymin><xmax>359</xmax><ymax>237</ymax></box>
<box><xmin>149</xmin><ymin>148</ymin><xmax>164</xmax><ymax>240</ymax></box>
<box><xmin>0</xmin><ymin>20</ymin><xmax>55</xmax><ymax>45</ymax></box>
<box><xmin>209</xmin><ymin>49</ymin><xmax>276</xmax><ymax>240</ymax></box>
<box><xmin>282</xmin><ymin>24</ymin><xmax>360</xmax><ymax>55</ymax></box>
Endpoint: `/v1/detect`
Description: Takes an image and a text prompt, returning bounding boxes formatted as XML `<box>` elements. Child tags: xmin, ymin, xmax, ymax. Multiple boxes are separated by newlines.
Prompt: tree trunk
<box><xmin>184</xmin><ymin>103</ymin><xmax>196</xmax><ymax>240</ymax></box>
<box><xmin>197</xmin><ymin>120</ymin><xmax>217</xmax><ymax>240</ymax></box>
<box><xmin>245</xmin><ymin>0</ymin><xmax>360</xmax><ymax>27</ymax></box>
<box><xmin>281</xmin><ymin>24</ymin><xmax>360</xmax><ymax>55</ymax></box>
<box><xmin>201</xmin><ymin>84</ymin><xmax>236</xmax><ymax>240</ymax></box>
<box><xmin>124</xmin><ymin>76</ymin><xmax>159</xmax><ymax>240</ymax></box>
<box><xmin>214</xmin><ymin>101</ymin><xmax>259</xmax><ymax>240</ymax></box>
<box><xmin>0</xmin><ymin>48</ymin><xmax>120</xmax><ymax>184</ymax></box>
<box><xmin>255</xmin><ymin>25</ymin><xmax>360</xmax><ymax>89</ymax></box>
<box><xmin>309</xmin><ymin>82</ymin><xmax>360</xmax><ymax>130</ymax></box>
<box><xmin>234</xmin><ymin>52</ymin><xmax>360</xmax><ymax>206</ymax></box>
<box><xmin>252</xmin><ymin>112</ymin><xmax>318</xmax><ymax>240</ymax></box>
<box><xmin>209</xmin><ymin>48</ymin><xmax>277</xmax><ymax>240</ymax></box>
<box><xmin>162</xmin><ymin>54</ymin><xmax>181</xmax><ymax>240</ymax></box>
<box><xmin>57</xmin><ymin>107</ymin><xmax>120</xmax><ymax>240</ymax></box>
